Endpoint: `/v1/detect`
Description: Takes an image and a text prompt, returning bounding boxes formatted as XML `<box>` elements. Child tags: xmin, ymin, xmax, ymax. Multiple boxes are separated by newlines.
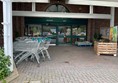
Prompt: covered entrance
<box><xmin>25</xmin><ymin>17</ymin><xmax>87</xmax><ymax>45</ymax></box>
<box><xmin>0</xmin><ymin>0</ymin><xmax>118</xmax><ymax>82</ymax></box>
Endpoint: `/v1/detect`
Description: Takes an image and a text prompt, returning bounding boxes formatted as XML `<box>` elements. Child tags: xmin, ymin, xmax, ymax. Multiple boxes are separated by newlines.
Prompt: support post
<box><xmin>2</xmin><ymin>0</ymin><xmax>8</xmax><ymax>56</ymax></box>
<box><xmin>32</xmin><ymin>2</ymin><xmax>36</xmax><ymax>11</ymax></box>
<box><xmin>110</xmin><ymin>7</ymin><xmax>115</xmax><ymax>27</ymax></box>
<box><xmin>1</xmin><ymin>0</ymin><xmax>13</xmax><ymax>72</ymax></box>
<box><xmin>90</xmin><ymin>5</ymin><xmax>93</xmax><ymax>14</ymax></box>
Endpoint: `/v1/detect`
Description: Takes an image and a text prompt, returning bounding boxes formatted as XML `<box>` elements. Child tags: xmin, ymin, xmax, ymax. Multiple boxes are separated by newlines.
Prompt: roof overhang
<box><xmin>66</xmin><ymin>0</ymin><xmax>118</xmax><ymax>7</ymax></box>
<box><xmin>9</xmin><ymin>0</ymin><xmax>49</xmax><ymax>3</ymax></box>
<box><xmin>13</xmin><ymin>11</ymin><xmax>111</xmax><ymax>19</ymax></box>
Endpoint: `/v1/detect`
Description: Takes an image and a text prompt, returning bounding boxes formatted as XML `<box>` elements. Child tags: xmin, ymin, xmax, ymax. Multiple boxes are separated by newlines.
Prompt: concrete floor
<box><xmin>10</xmin><ymin>46</ymin><xmax>118</xmax><ymax>83</ymax></box>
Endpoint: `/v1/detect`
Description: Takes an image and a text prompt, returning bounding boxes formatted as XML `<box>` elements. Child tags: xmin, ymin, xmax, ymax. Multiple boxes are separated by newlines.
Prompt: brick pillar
<box><xmin>87</xmin><ymin>19</ymin><xmax>96</xmax><ymax>42</ymax></box>
<box><xmin>91</xmin><ymin>19</ymin><xmax>96</xmax><ymax>42</ymax></box>
<box><xmin>87</xmin><ymin>19</ymin><xmax>91</xmax><ymax>42</ymax></box>
<box><xmin>115</xmin><ymin>8</ymin><xmax>118</xmax><ymax>26</ymax></box>
<box><xmin>13</xmin><ymin>16</ymin><xmax>25</xmax><ymax>39</ymax></box>
<box><xmin>20</xmin><ymin>17</ymin><xmax>25</xmax><ymax>36</ymax></box>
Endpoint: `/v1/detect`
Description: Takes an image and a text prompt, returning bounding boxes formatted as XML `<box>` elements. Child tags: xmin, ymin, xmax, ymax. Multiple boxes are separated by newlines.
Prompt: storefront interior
<box><xmin>24</xmin><ymin>17</ymin><xmax>88</xmax><ymax>45</ymax></box>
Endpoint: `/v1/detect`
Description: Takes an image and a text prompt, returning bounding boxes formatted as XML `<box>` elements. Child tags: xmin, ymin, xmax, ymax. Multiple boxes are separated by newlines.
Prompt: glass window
<box><xmin>46</xmin><ymin>4</ymin><xmax>69</xmax><ymax>12</ymax></box>
<box><xmin>72</xmin><ymin>25</ymin><xmax>86</xmax><ymax>43</ymax></box>
<box><xmin>72</xmin><ymin>25</ymin><xmax>86</xmax><ymax>36</ymax></box>
<box><xmin>43</xmin><ymin>26</ymin><xmax>57</xmax><ymax>44</ymax></box>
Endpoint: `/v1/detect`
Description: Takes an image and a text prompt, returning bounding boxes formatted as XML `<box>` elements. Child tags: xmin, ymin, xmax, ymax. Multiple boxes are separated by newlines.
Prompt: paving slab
<box><xmin>10</xmin><ymin>46</ymin><xmax>118</xmax><ymax>83</ymax></box>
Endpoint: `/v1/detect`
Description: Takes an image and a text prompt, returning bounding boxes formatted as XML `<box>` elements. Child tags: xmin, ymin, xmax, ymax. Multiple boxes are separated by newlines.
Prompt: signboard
<box><xmin>100</xmin><ymin>27</ymin><xmax>110</xmax><ymax>39</ymax></box>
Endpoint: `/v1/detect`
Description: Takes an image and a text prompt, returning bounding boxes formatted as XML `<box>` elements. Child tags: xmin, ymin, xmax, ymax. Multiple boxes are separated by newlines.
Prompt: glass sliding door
<box><xmin>58</xmin><ymin>26</ymin><xmax>71</xmax><ymax>44</ymax></box>
<box><xmin>43</xmin><ymin>25</ymin><xmax>57</xmax><ymax>44</ymax></box>
<box><xmin>24</xmin><ymin>24</ymin><xmax>87</xmax><ymax>45</ymax></box>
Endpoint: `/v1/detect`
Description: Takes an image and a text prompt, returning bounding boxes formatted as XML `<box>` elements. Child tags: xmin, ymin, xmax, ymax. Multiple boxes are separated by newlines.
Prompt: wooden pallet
<box><xmin>94</xmin><ymin>41</ymin><xmax>117</xmax><ymax>56</ymax></box>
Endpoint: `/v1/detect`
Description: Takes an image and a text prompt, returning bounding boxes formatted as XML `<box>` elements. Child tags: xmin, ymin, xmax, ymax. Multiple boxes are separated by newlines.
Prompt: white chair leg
<box><xmin>14</xmin><ymin>51</ymin><xmax>25</xmax><ymax>60</ymax></box>
<box><xmin>41</xmin><ymin>50</ymin><xmax>45</xmax><ymax>61</ymax></box>
<box><xmin>16</xmin><ymin>52</ymin><xmax>31</xmax><ymax>65</ymax></box>
<box><xmin>34</xmin><ymin>52</ymin><xmax>40</xmax><ymax>66</ymax></box>
<box><xmin>45</xmin><ymin>49</ymin><xmax>51</xmax><ymax>60</ymax></box>
<box><xmin>30</xmin><ymin>55</ymin><xmax>35</xmax><ymax>62</ymax></box>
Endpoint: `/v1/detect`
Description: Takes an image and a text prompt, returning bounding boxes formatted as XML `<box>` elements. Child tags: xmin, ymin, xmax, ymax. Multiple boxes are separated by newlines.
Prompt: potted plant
<box><xmin>0</xmin><ymin>48</ymin><xmax>11</xmax><ymax>83</ymax></box>
<box><xmin>94</xmin><ymin>33</ymin><xmax>102</xmax><ymax>41</ymax></box>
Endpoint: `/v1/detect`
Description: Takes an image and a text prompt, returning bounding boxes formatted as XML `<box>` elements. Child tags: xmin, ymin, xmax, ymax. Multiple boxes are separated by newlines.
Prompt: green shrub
<box><xmin>0</xmin><ymin>48</ymin><xmax>11</xmax><ymax>82</ymax></box>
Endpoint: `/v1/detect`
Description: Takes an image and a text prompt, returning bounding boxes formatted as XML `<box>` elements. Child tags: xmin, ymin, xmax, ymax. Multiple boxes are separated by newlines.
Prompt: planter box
<box><xmin>94</xmin><ymin>41</ymin><xmax>117</xmax><ymax>56</ymax></box>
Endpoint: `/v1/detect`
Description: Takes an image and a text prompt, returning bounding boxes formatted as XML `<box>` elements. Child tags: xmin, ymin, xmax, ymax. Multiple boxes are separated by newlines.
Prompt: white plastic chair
<box><xmin>41</xmin><ymin>40</ymin><xmax>51</xmax><ymax>60</ymax></box>
<box><xmin>14</xmin><ymin>40</ymin><xmax>41</xmax><ymax>66</ymax></box>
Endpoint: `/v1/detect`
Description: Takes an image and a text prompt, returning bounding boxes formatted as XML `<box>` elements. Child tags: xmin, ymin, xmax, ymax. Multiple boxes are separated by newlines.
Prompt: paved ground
<box><xmin>10</xmin><ymin>46</ymin><xmax>118</xmax><ymax>83</ymax></box>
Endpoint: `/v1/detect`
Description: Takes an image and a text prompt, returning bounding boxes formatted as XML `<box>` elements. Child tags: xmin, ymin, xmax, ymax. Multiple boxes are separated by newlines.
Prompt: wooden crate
<box><xmin>94</xmin><ymin>41</ymin><xmax>117</xmax><ymax>56</ymax></box>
